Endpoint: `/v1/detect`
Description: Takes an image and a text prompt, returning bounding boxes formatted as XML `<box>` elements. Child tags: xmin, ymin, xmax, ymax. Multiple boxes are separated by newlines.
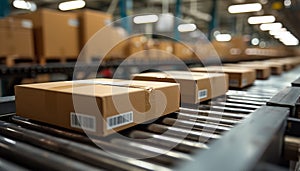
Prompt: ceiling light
<box><xmin>269</xmin><ymin>28</ymin><xmax>287</xmax><ymax>36</ymax></box>
<box><xmin>284</xmin><ymin>0</ymin><xmax>292</xmax><ymax>7</ymax></box>
<box><xmin>215</xmin><ymin>34</ymin><xmax>232</xmax><ymax>42</ymax></box>
<box><xmin>133</xmin><ymin>15</ymin><xmax>159</xmax><ymax>24</ymax></box>
<box><xmin>251</xmin><ymin>38</ymin><xmax>260</xmax><ymax>45</ymax></box>
<box><xmin>228</xmin><ymin>3</ymin><xmax>262</xmax><ymax>14</ymax></box>
<box><xmin>248</xmin><ymin>15</ymin><xmax>276</xmax><ymax>24</ymax></box>
<box><xmin>13</xmin><ymin>0</ymin><xmax>36</xmax><ymax>11</ymax></box>
<box><xmin>260</xmin><ymin>22</ymin><xmax>282</xmax><ymax>31</ymax></box>
<box><xmin>58</xmin><ymin>0</ymin><xmax>86</xmax><ymax>11</ymax></box>
<box><xmin>177</xmin><ymin>24</ymin><xmax>197</xmax><ymax>32</ymax></box>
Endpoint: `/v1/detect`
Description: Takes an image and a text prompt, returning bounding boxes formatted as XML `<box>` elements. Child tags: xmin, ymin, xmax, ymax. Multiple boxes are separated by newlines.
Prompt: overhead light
<box><xmin>251</xmin><ymin>38</ymin><xmax>260</xmax><ymax>45</ymax></box>
<box><xmin>228</xmin><ymin>3</ymin><xmax>262</xmax><ymax>14</ymax></box>
<box><xmin>177</xmin><ymin>24</ymin><xmax>197</xmax><ymax>32</ymax></box>
<box><xmin>58</xmin><ymin>0</ymin><xmax>86</xmax><ymax>11</ymax></box>
<box><xmin>215</xmin><ymin>34</ymin><xmax>232</xmax><ymax>42</ymax></box>
<box><xmin>248</xmin><ymin>15</ymin><xmax>276</xmax><ymax>24</ymax></box>
<box><xmin>280</xmin><ymin>38</ymin><xmax>299</xmax><ymax>46</ymax></box>
<box><xmin>284</xmin><ymin>0</ymin><xmax>292</xmax><ymax>7</ymax></box>
<box><xmin>13</xmin><ymin>0</ymin><xmax>36</xmax><ymax>11</ymax></box>
<box><xmin>260</xmin><ymin>22</ymin><xmax>282</xmax><ymax>31</ymax></box>
<box><xmin>269</xmin><ymin>28</ymin><xmax>287</xmax><ymax>35</ymax></box>
<box><xmin>133</xmin><ymin>15</ymin><xmax>159</xmax><ymax>24</ymax></box>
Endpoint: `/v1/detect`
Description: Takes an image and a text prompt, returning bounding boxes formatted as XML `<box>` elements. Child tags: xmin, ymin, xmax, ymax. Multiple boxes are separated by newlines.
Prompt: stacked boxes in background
<box><xmin>15</xmin><ymin>9</ymin><xmax>80</xmax><ymax>64</ymax></box>
<box><xmin>0</xmin><ymin>17</ymin><xmax>34</xmax><ymax>66</ymax></box>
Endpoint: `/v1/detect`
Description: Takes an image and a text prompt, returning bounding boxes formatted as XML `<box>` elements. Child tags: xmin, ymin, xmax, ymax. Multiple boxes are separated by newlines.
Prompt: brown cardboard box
<box><xmin>191</xmin><ymin>66</ymin><xmax>256</xmax><ymax>88</ymax></box>
<box><xmin>15</xmin><ymin>9</ymin><xmax>79</xmax><ymax>59</ymax></box>
<box><xmin>225</xmin><ymin>63</ymin><xmax>271</xmax><ymax>79</ymax></box>
<box><xmin>240</xmin><ymin>61</ymin><xmax>283</xmax><ymax>75</ymax></box>
<box><xmin>81</xmin><ymin>26</ymin><xmax>128</xmax><ymax>62</ymax></box>
<box><xmin>132</xmin><ymin>71</ymin><xmax>228</xmax><ymax>104</ymax></box>
<box><xmin>173</xmin><ymin>42</ymin><xmax>193</xmax><ymax>60</ymax></box>
<box><xmin>77</xmin><ymin>9</ymin><xmax>112</xmax><ymax>47</ymax></box>
<box><xmin>15</xmin><ymin>79</ymin><xmax>180</xmax><ymax>136</ymax></box>
<box><xmin>267</xmin><ymin>59</ymin><xmax>293</xmax><ymax>71</ymax></box>
<box><xmin>0</xmin><ymin>17</ymin><xmax>34</xmax><ymax>58</ymax></box>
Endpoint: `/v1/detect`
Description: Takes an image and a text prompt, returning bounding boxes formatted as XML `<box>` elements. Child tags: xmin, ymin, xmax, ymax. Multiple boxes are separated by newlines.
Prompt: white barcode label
<box><xmin>198</xmin><ymin>89</ymin><xmax>208</xmax><ymax>99</ymax></box>
<box><xmin>70</xmin><ymin>112</ymin><xmax>96</xmax><ymax>132</ymax></box>
<box><xmin>242</xmin><ymin>78</ymin><xmax>247</xmax><ymax>86</ymax></box>
<box><xmin>229</xmin><ymin>79</ymin><xmax>239</xmax><ymax>87</ymax></box>
<box><xmin>107</xmin><ymin>111</ymin><xmax>133</xmax><ymax>130</ymax></box>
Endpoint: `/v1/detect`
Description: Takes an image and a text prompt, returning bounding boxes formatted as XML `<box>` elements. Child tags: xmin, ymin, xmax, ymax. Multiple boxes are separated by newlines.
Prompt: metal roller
<box><xmin>111</xmin><ymin>138</ymin><xmax>192</xmax><ymax>160</ymax></box>
<box><xmin>0</xmin><ymin>135</ymin><xmax>101</xmax><ymax>171</ymax></box>
<box><xmin>129</xmin><ymin>130</ymin><xmax>208</xmax><ymax>152</ymax></box>
<box><xmin>209</xmin><ymin>101</ymin><xmax>261</xmax><ymax>110</ymax></box>
<box><xmin>147</xmin><ymin>124</ymin><xmax>221</xmax><ymax>142</ymax></box>
<box><xmin>162</xmin><ymin>118</ymin><xmax>231</xmax><ymax>132</ymax></box>
<box><xmin>176</xmin><ymin>112</ymin><xmax>239</xmax><ymax>125</ymax></box>
<box><xmin>0</xmin><ymin>158</ymin><xmax>28</xmax><ymax>171</ymax></box>
<box><xmin>0</xmin><ymin>121</ymin><xmax>170</xmax><ymax>171</ymax></box>
<box><xmin>224</xmin><ymin>98</ymin><xmax>265</xmax><ymax>106</ymax></box>
<box><xmin>179</xmin><ymin>107</ymin><xmax>248</xmax><ymax>119</ymax></box>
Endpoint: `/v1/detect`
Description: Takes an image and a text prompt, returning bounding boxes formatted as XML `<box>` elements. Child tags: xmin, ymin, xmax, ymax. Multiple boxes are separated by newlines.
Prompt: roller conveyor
<box><xmin>1</xmin><ymin>66</ymin><xmax>300</xmax><ymax>170</ymax></box>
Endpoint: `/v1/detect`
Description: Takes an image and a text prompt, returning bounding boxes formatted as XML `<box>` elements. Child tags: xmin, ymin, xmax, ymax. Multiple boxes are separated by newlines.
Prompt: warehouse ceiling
<box><xmin>8</xmin><ymin>0</ymin><xmax>300</xmax><ymax>46</ymax></box>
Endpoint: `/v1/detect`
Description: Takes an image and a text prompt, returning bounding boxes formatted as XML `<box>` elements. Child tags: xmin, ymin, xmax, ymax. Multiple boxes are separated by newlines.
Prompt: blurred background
<box><xmin>1</xmin><ymin>0</ymin><xmax>300</xmax><ymax>96</ymax></box>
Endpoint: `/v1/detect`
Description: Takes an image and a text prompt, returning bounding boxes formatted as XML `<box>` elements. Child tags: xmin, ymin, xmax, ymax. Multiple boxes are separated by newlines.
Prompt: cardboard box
<box><xmin>191</xmin><ymin>66</ymin><xmax>256</xmax><ymax>88</ymax></box>
<box><xmin>77</xmin><ymin>9</ymin><xmax>112</xmax><ymax>47</ymax></box>
<box><xmin>240</xmin><ymin>61</ymin><xmax>283</xmax><ymax>75</ymax></box>
<box><xmin>173</xmin><ymin>42</ymin><xmax>193</xmax><ymax>60</ymax></box>
<box><xmin>15</xmin><ymin>9</ymin><xmax>79</xmax><ymax>59</ymax></box>
<box><xmin>132</xmin><ymin>71</ymin><xmax>228</xmax><ymax>104</ymax></box>
<box><xmin>225</xmin><ymin>63</ymin><xmax>271</xmax><ymax>79</ymax></box>
<box><xmin>81</xmin><ymin>26</ymin><xmax>128</xmax><ymax>61</ymax></box>
<box><xmin>0</xmin><ymin>17</ymin><xmax>34</xmax><ymax>58</ymax></box>
<box><xmin>15</xmin><ymin>79</ymin><xmax>180</xmax><ymax>136</ymax></box>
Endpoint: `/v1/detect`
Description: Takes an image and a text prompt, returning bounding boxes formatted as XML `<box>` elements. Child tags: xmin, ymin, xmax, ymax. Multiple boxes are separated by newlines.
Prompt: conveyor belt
<box><xmin>1</xmin><ymin>66</ymin><xmax>300</xmax><ymax>170</ymax></box>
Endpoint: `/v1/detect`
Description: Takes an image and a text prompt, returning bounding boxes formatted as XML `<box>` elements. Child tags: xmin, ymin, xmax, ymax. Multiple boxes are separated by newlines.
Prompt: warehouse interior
<box><xmin>1</xmin><ymin>0</ymin><xmax>300</xmax><ymax>171</ymax></box>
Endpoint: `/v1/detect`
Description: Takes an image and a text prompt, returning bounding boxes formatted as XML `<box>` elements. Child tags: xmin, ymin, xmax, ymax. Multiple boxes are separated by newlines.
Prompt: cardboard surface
<box><xmin>132</xmin><ymin>71</ymin><xmax>228</xmax><ymax>104</ymax></box>
<box><xmin>240</xmin><ymin>61</ymin><xmax>283</xmax><ymax>75</ymax></box>
<box><xmin>15</xmin><ymin>79</ymin><xmax>180</xmax><ymax>136</ymax></box>
<box><xmin>0</xmin><ymin>18</ymin><xmax>34</xmax><ymax>58</ymax></box>
<box><xmin>190</xmin><ymin>66</ymin><xmax>256</xmax><ymax>88</ymax></box>
<box><xmin>225</xmin><ymin>63</ymin><xmax>271</xmax><ymax>79</ymax></box>
<box><xmin>15</xmin><ymin>9</ymin><xmax>79</xmax><ymax>59</ymax></box>
<box><xmin>77</xmin><ymin>9</ymin><xmax>112</xmax><ymax>47</ymax></box>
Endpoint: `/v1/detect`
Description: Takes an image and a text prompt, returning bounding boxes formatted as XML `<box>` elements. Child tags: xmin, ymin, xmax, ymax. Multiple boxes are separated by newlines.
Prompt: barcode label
<box><xmin>107</xmin><ymin>111</ymin><xmax>133</xmax><ymax>130</ymax></box>
<box><xmin>242</xmin><ymin>78</ymin><xmax>247</xmax><ymax>86</ymax></box>
<box><xmin>229</xmin><ymin>79</ymin><xmax>239</xmax><ymax>87</ymax></box>
<box><xmin>198</xmin><ymin>89</ymin><xmax>208</xmax><ymax>99</ymax></box>
<box><xmin>70</xmin><ymin>112</ymin><xmax>96</xmax><ymax>132</ymax></box>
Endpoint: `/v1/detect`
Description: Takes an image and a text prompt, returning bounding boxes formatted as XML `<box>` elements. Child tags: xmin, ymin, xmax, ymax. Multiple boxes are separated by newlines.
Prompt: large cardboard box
<box><xmin>191</xmin><ymin>66</ymin><xmax>256</xmax><ymax>88</ymax></box>
<box><xmin>0</xmin><ymin>17</ymin><xmax>34</xmax><ymax>58</ymax></box>
<box><xmin>15</xmin><ymin>79</ymin><xmax>180</xmax><ymax>136</ymax></box>
<box><xmin>225</xmin><ymin>63</ymin><xmax>271</xmax><ymax>79</ymax></box>
<box><xmin>132</xmin><ymin>71</ymin><xmax>228</xmax><ymax>104</ymax></box>
<box><xmin>15</xmin><ymin>9</ymin><xmax>79</xmax><ymax>59</ymax></box>
<box><xmin>77</xmin><ymin>9</ymin><xmax>112</xmax><ymax>47</ymax></box>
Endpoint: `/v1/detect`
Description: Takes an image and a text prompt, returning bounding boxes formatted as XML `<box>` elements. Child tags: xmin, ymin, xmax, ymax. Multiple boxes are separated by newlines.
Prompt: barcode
<box><xmin>198</xmin><ymin>89</ymin><xmax>208</xmax><ymax>99</ymax></box>
<box><xmin>229</xmin><ymin>79</ymin><xmax>239</xmax><ymax>87</ymax></box>
<box><xmin>242</xmin><ymin>78</ymin><xmax>247</xmax><ymax>86</ymax></box>
<box><xmin>70</xmin><ymin>112</ymin><xmax>96</xmax><ymax>132</ymax></box>
<box><xmin>107</xmin><ymin>111</ymin><xmax>133</xmax><ymax>130</ymax></box>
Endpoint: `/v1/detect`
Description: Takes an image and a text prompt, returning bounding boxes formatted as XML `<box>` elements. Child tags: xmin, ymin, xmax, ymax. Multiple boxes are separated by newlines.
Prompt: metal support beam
<box><xmin>0</xmin><ymin>0</ymin><xmax>10</xmax><ymax>18</ymax></box>
<box><xmin>119</xmin><ymin>0</ymin><xmax>132</xmax><ymax>34</ymax></box>
<box><xmin>208</xmin><ymin>0</ymin><xmax>217</xmax><ymax>40</ymax></box>
<box><xmin>174</xmin><ymin>0</ymin><xmax>181</xmax><ymax>41</ymax></box>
